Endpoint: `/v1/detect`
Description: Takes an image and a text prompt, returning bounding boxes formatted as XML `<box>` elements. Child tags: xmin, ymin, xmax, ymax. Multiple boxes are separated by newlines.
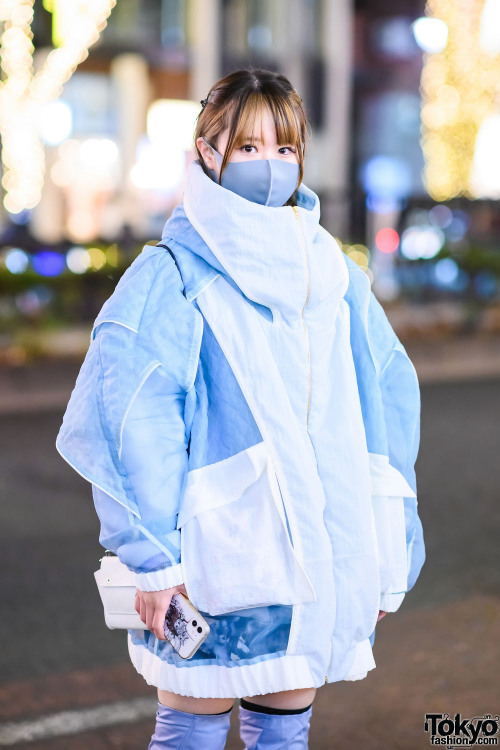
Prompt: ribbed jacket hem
<box><xmin>127</xmin><ymin>635</ymin><xmax>315</xmax><ymax>699</ymax></box>
<box><xmin>134</xmin><ymin>563</ymin><xmax>183</xmax><ymax>592</ymax></box>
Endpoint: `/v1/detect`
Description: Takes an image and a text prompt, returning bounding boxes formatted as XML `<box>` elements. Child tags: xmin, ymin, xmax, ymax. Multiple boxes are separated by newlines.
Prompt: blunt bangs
<box><xmin>228</xmin><ymin>93</ymin><xmax>304</xmax><ymax>154</ymax></box>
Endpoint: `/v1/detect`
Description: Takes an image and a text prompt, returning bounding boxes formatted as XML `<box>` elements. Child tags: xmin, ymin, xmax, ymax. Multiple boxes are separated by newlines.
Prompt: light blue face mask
<box><xmin>202</xmin><ymin>138</ymin><xmax>300</xmax><ymax>207</ymax></box>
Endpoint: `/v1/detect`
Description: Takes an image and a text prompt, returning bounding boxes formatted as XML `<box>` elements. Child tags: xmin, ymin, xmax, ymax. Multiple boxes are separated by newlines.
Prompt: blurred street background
<box><xmin>0</xmin><ymin>0</ymin><xmax>499</xmax><ymax>748</ymax></box>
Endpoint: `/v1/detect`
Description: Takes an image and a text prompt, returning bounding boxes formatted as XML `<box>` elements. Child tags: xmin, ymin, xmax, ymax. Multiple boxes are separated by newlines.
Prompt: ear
<box><xmin>196</xmin><ymin>137</ymin><xmax>217</xmax><ymax>172</ymax></box>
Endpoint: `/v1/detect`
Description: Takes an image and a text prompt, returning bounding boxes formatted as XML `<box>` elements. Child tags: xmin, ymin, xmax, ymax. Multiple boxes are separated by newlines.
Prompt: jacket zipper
<box><xmin>294</xmin><ymin>206</ymin><xmax>326</xmax><ymax>684</ymax></box>
<box><xmin>292</xmin><ymin>206</ymin><xmax>311</xmax><ymax>429</ymax></box>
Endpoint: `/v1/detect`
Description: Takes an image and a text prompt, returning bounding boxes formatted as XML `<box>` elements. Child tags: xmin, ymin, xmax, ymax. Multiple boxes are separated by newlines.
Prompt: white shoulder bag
<box><xmin>94</xmin><ymin>552</ymin><xmax>146</xmax><ymax>630</ymax></box>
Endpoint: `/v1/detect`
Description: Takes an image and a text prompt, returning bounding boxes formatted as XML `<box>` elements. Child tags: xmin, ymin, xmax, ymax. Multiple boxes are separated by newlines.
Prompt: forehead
<box><xmin>231</xmin><ymin>100</ymin><xmax>301</xmax><ymax>147</ymax></box>
<box><xmin>242</xmin><ymin>109</ymin><xmax>280</xmax><ymax>142</ymax></box>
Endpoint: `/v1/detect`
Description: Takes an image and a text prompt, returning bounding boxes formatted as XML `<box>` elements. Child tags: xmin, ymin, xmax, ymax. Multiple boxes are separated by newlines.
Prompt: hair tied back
<box><xmin>200</xmin><ymin>98</ymin><xmax>208</xmax><ymax>110</ymax></box>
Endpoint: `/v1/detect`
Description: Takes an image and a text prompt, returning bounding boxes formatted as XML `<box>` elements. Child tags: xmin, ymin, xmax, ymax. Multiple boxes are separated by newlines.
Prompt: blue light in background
<box><xmin>361</xmin><ymin>155</ymin><xmax>412</xmax><ymax>199</ymax></box>
<box><xmin>366</xmin><ymin>194</ymin><xmax>400</xmax><ymax>214</ymax></box>
<box><xmin>474</xmin><ymin>270</ymin><xmax>498</xmax><ymax>298</ymax></box>
<box><xmin>432</xmin><ymin>258</ymin><xmax>468</xmax><ymax>292</ymax></box>
<box><xmin>5</xmin><ymin>248</ymin><xmax>30</xmax><ymax>274</ymax></box>
<box><xmin>433</xmin><ymin>258</ymin><xmax>459</xmax><ymax>285</ymax></box>
<box><xmin>32</xmin><ymin>251</ymin><xmax>65</xmax><ymax>277</ymax></box>
<box><xmin>447</xmin><ymin>210</ymin><xmax>470</xmax><ymax>241</ymax></box>
<box><xmin>8</xmin><ymin>209</ymin><xmax>31</xmax><ymax>225</ymax></box>
<box><xmin>429</xmin><ymin>204</ymin><xmax>453</xmax><ymax>228</ymax></box>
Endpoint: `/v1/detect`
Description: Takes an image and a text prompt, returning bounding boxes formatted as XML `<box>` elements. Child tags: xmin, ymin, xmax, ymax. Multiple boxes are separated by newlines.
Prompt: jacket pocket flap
<box><xmin>177</xmin><ymin>441</ymin><xmax>268</xmax><ymax>528</ymax></box>
<box><xmin>369</xmin><ymin>453</ymin><xmax>416</xmax><ymax>498</ymax></box>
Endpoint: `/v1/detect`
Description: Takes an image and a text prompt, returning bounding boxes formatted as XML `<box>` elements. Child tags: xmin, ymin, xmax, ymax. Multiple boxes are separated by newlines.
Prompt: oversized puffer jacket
<box><xmin>56</xmin><ymin>161</ymin><xmax>425</xmax><ymax>699</ymax></box>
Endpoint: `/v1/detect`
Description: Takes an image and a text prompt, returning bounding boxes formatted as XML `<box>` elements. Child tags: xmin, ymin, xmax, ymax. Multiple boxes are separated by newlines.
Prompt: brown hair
<box><xmin>194</xmin><ymin>68</ymin><xmax>310</xmax><ymax>205</ymax></box>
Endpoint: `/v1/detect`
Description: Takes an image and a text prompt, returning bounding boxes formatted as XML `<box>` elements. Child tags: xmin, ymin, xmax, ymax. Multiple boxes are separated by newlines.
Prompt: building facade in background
<box><xmin>1</xmin><ymin>0</ymin><xmax>500</xmax><ymax>336</ymax></box>
<box><xmin>20</xmin><ymin>0</ymin><xmax>357</xmax><ymax>246</ymax></box>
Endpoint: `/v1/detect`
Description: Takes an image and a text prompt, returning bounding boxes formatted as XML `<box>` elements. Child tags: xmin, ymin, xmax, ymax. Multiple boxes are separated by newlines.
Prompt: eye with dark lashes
<box><xmin>240</xmin><ymin>144</ymin><xmax>296</xmax><ymax>154</ymax></box>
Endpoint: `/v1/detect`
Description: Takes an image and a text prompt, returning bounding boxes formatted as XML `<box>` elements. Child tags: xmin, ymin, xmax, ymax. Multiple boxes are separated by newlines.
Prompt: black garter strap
<box><xmin>240</xmin><ymin>698</ymin><xmax>312</xmax><ymax>715</ymax></box>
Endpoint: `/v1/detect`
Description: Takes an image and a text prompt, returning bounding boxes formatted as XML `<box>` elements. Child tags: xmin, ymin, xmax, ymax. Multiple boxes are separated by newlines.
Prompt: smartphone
<box><xmin>164</xmin><ymin>592</ymin><xmax>210</xmax><ymax>659</ymax></box>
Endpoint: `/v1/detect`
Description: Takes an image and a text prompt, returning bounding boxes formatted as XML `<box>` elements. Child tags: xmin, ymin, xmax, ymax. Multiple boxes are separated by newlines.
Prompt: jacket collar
<box><xmin>162</xmin><ymin>161</ymin><xmax>335</xmax><ymax>324</ymax></box>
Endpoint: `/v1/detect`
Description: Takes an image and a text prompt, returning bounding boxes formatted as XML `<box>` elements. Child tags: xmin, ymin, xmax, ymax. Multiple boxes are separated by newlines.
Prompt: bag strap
<box><xmin>156</xmin><ymin>243</ymin><xmax>187</xmax><ymax>298</ymax></box>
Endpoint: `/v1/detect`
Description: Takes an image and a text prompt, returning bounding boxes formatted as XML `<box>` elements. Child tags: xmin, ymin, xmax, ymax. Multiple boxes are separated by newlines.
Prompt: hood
<box><xmin>161</xmin><ymin>161</ymin><xmax>349</xmax><ymax>326</ymax></box>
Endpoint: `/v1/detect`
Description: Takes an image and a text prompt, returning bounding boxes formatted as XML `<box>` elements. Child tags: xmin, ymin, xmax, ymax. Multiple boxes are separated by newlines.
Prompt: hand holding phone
<box><xmin>135</xmin><ymin>584</ymin><xmax>187</xmax><ymax>640</ymax></box>
<box><xmin>135</xmin><ymin>586</ymin><xmax>210</xmax><ymax>659</ymax></box>
<box><xmin>164</xmin><ymin>592</ymin><xmax>211</xmax><ymax>659</ymax></box>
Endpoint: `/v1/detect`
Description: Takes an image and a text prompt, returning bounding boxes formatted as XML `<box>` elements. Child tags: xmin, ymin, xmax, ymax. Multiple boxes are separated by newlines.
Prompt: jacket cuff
<box><xmin>134</xmin><ymin>563</ymin><xmax>183</xmax><ymax>592</ymax></box>
<box><xmin>380</xmin><ymin>591</ymin><xmax>406</xmax><ymax>613</ymax></box>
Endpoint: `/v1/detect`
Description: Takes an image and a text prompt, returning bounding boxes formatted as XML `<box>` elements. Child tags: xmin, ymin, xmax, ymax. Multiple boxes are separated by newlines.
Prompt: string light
<box><xmin>0</xmin><ymin>0</ymin><xmax>116</xmax><ymax>214</ymax></box>
<box><xmin>335</xmin><ymin>239</ymin><xmax>372</xmax><ymax>273</ymax></box>
<box><xmin>420</xmin><ymin>0</ymin><xmax>500</xmax><ymax>200</ymax></box>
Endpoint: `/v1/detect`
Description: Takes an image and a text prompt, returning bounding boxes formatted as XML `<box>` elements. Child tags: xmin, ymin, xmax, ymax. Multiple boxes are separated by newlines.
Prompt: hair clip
<box><xmin>200</xmin><ymin>98</ymin><xmax>208</xmax><ymax>110</ymax></box>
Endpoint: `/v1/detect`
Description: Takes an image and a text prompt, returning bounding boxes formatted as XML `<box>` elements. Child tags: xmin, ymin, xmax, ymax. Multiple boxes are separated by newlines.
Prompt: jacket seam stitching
<box><xmin>185</xmin><ymin>311</ymin><xmax>203</xmax><ymax>390</ymax></box>
<box><xmin>117</xmin><ymin>360</ymin><xmax>162</xmax><ymax>461</ymax></box>
<box><xmin>136</xmin><ymin>251</ymin><xmax>170</xmax><ymax>333</ymax></box>
<box><xmin>96</xmin><ymin>332</ymin><xmax>143</xmax><ymax>520</ymax></box>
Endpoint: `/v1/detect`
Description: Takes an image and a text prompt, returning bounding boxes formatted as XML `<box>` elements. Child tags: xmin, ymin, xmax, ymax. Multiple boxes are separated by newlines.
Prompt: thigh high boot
<box><xmin>238</xmin><ymin>698</ymin><xmax>313</xmax><ymax>750</ymax></box>
<box><xmin>148</xmin><ymin>701</ymin><xmax>232</xmax><ymax>750</ymax></box>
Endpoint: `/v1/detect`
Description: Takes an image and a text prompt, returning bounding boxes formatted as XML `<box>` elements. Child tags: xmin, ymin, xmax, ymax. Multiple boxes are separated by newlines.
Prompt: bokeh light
<box><xmin>31</xmin><ymin>250</ymin><xmax>65</xmax><ymax>276</ymax></box>
<box><xmin>433</xmin><ymin>257</ymin><xmax>459</xmax><ymax>285</ymax></box>
<box><xmin>429</xmin><ymin>204</ymin><xmax>453</xmax><ymax>228</ymax></box>
<box><xmin>361</xmin><ymin>155</ymin><xmax>412</xmax><ymax>201</ymax></box>
<box><xmin>401</xmin><ymin>225</ymin><xmax>445</xmax><ymax>260</ymax></box>
<box><xmin>375</xmin><ymin>228</ymin><xmax>400</xmax><ymax>254</ymax></box>
<box><xmin>420</xmin><ymin>0</ymin><xmax>500</xmax><ymax>200</ymax></box>
<box><xmin>39</xmin><ymin>100</ymin><xmax>73</xmax><ymax>146</ymax></box>
<box><xmin>4</xmin><ymin>248</ymin><xmax>30</xmax><ymax>274</ymax></box>
<box><xmin>87</xmin><ymin>247</ymin><xmax>106</xmax><ymax>270</ymax></box>
<box><xmin>346</xmin><ymin>244</ymin><xmax>371</xmax><ymax>270</ymax></box>
<box><xmin>412</xmin><ymin>17</ymin><xmax>448</xmax><ymax>53</ymax></box>
<box><xmin>66</xmin><ymin>246</ymin><xmax>91</xmax><ymax>274</ymax></box>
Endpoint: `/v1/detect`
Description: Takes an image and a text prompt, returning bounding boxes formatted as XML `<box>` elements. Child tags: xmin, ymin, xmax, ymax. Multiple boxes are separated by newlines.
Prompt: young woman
<box><xmin>56</xmin><ymin>68</ymin><xmax>425</xmax><ymax>750</ymax></box>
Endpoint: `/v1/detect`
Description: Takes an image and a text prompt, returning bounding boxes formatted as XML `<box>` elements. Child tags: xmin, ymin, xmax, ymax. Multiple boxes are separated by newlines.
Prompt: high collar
<box><xmin>162</xmin><ymin>161</ymin><xmax>348</xmax><ymax>325</ymax></box>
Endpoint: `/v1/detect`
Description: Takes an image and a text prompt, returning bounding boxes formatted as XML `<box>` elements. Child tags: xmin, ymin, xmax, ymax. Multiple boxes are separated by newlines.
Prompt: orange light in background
<box><xmin>0</xmin><ymin>0</ymin><xmax>116</xmax><ymax>214</ymax></box>
<box><xmin>375</xmin><ymin>228</ymin><xmax>400</xmax><ymax>253</ymax></box>
<box><xmin>420</xmin><ymin>0</ymin><xmax>500</xmax><ymax>200</ymax></box>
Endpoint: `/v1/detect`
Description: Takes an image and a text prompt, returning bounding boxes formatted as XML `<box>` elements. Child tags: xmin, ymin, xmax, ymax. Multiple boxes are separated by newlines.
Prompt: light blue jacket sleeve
<box><xmin>366</xmin><ymin>290</ymin><xmax>425</xmax><ymax>606</ymax></box>
<box><xmin>92</xmin><ymin>363</ymin><xmax>189</xmax><ymax>592</ymax></box>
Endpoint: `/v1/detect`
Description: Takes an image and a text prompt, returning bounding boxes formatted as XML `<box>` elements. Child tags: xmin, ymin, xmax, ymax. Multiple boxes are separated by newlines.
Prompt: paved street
<box><xmin>0</xmin><ymin>361</ymin><xmax>499</xmax><ymax>748</ymax></box>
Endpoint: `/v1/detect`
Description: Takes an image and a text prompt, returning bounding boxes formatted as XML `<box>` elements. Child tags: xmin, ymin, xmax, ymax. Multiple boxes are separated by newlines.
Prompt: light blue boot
<box><xmin>239</xmin><ymin>700</ymin><xmax>313</xmax><ymax>749</ymax></box>
<box><xmin>148</xmin><ymin>701</ymin><xmax>232</xmax><ymax>749</ymax></box>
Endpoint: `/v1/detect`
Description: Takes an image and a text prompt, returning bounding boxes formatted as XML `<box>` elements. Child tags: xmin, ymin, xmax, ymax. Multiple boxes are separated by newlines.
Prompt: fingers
<box><xmin>139</xmin><ymin>598</ymin><xmax>147</xmax><ymax>626</ymax></box>
<box><xmin>151</xmin><ymin>596</ymin><xmax>172</xmax><ymax>640</ymax></box>
<box><xmin>135</xmin><ymin>591</ymin><xmax>148</xmax><ymax>627</ymax></box>
<box><xmin>135</xmin><ymin>589</ymin><xmax>172</xmax><ymax>640</ymax></box>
